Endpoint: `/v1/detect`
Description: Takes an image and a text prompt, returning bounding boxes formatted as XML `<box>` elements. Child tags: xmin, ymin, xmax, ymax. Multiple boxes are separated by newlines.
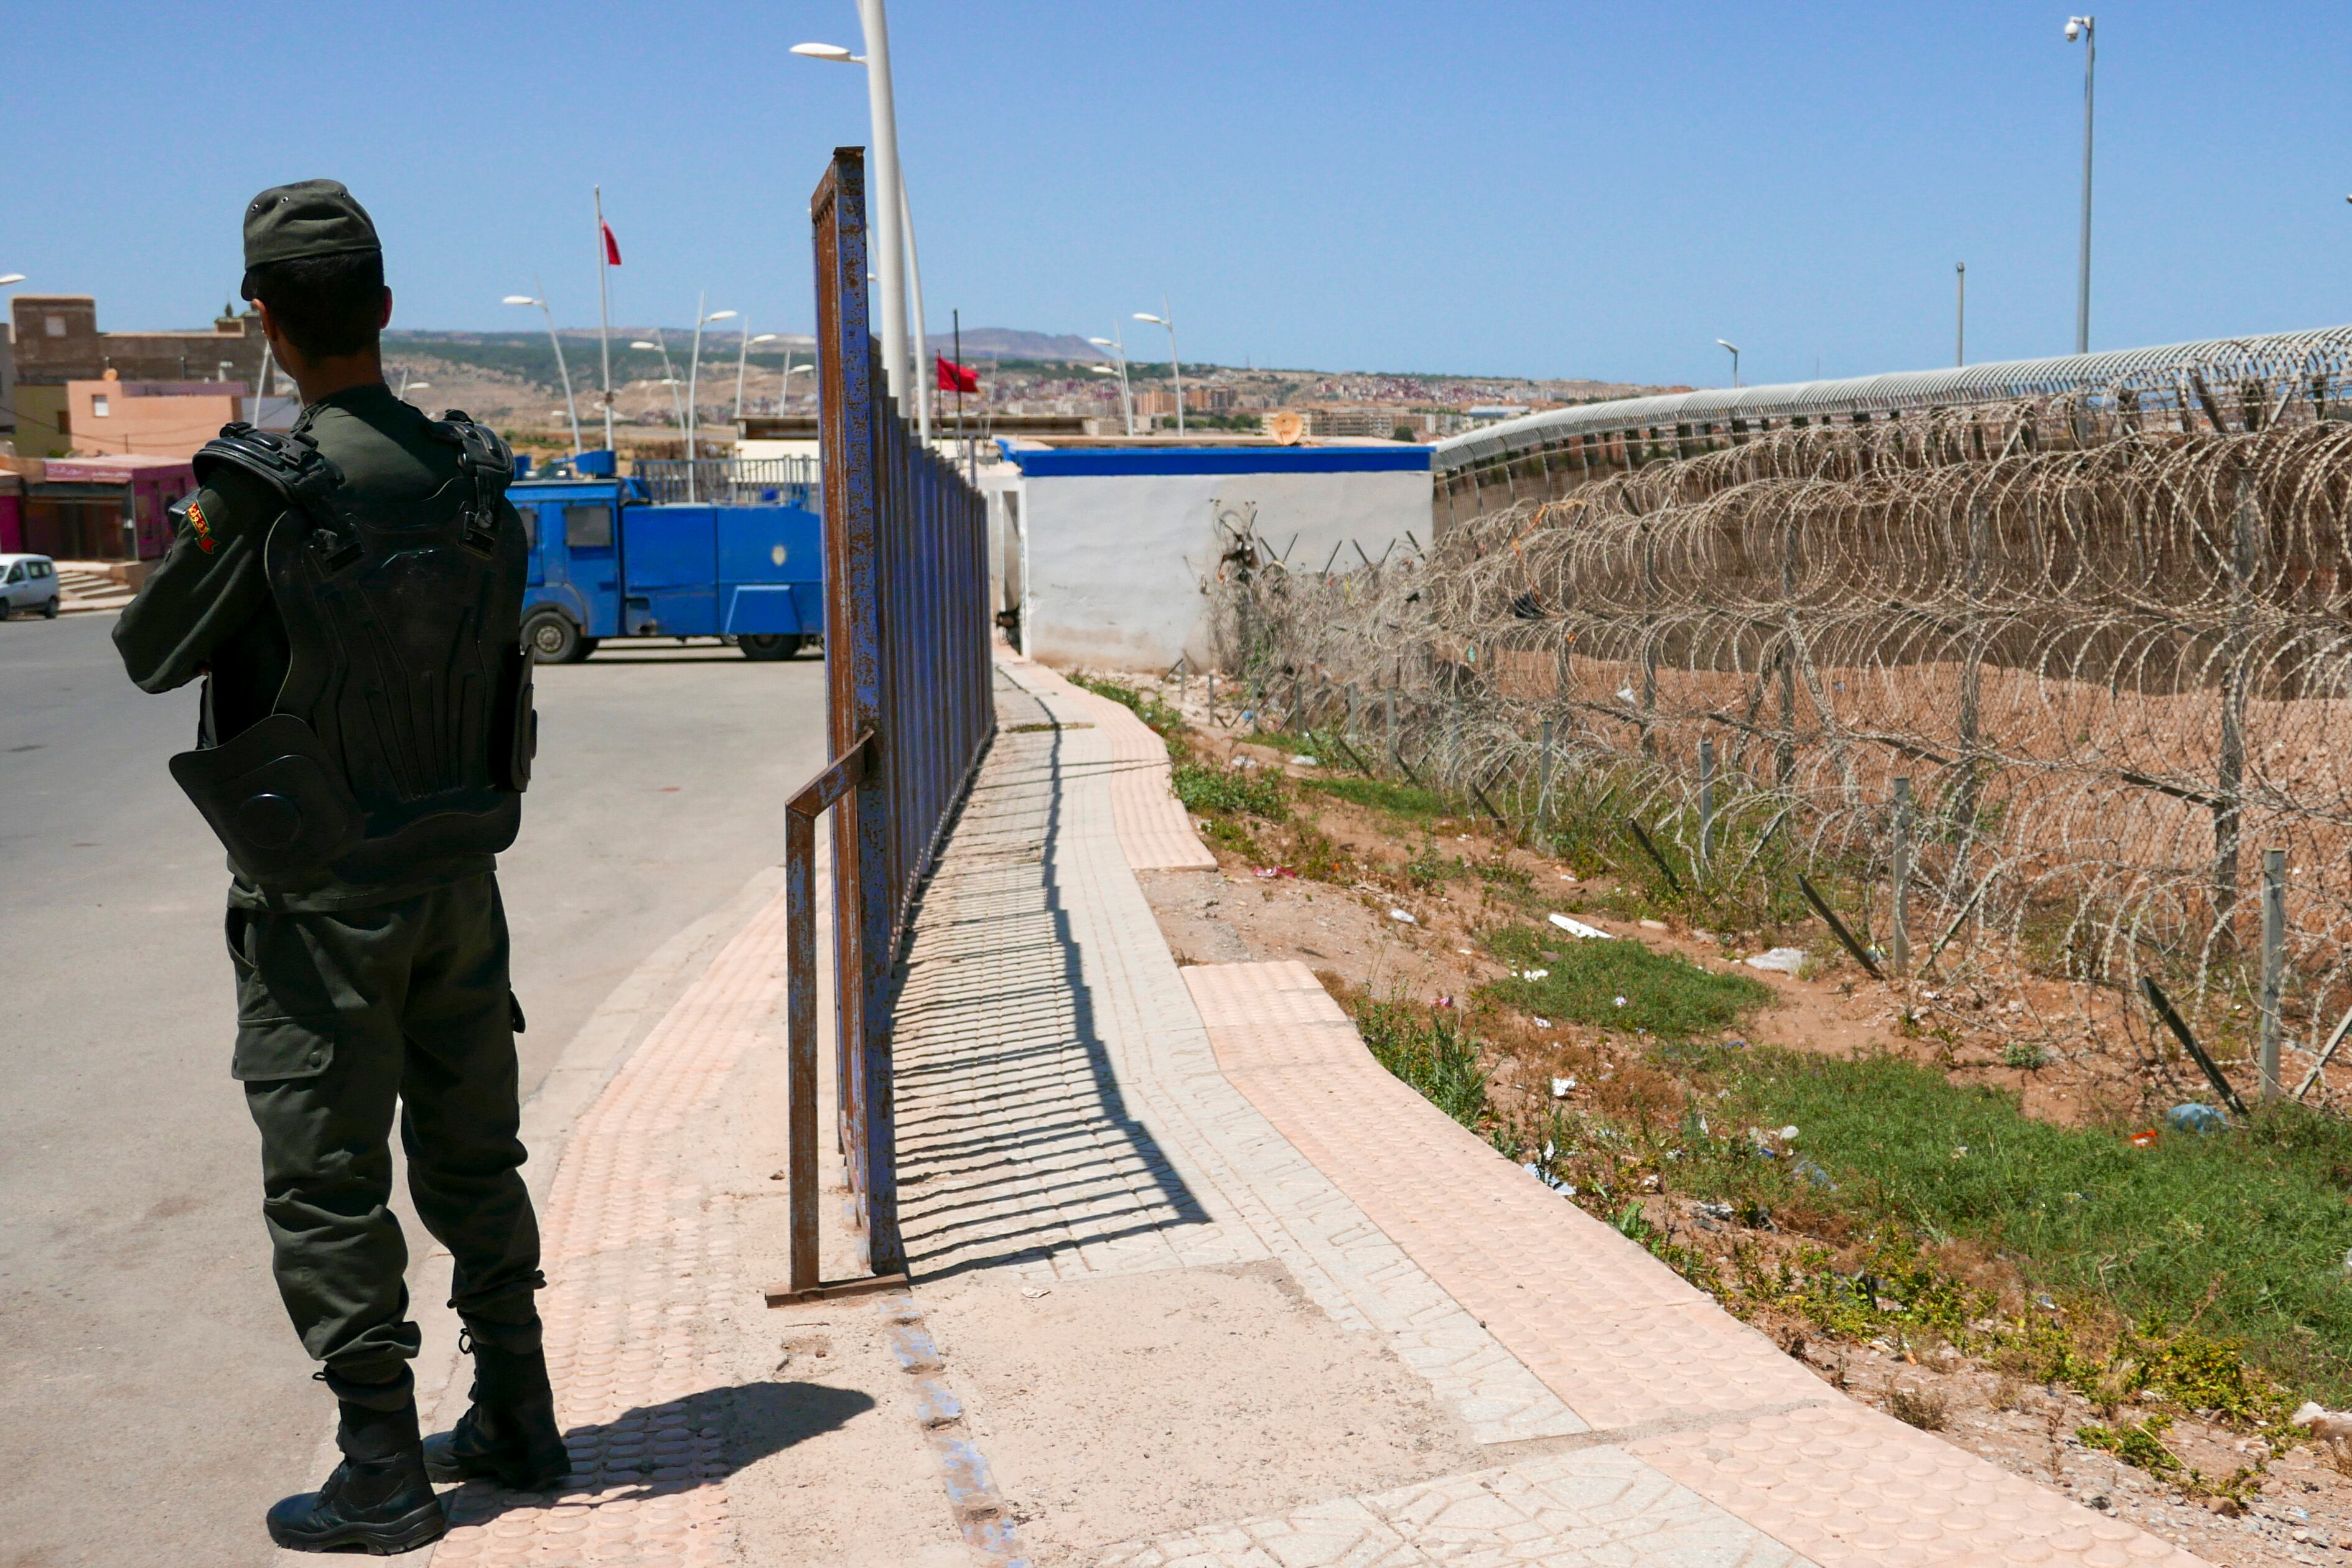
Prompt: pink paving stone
<box><xmin>1187</xmin><ymin>958</ymin><xmax>2221</xmax><ymax>1568</ymax></box>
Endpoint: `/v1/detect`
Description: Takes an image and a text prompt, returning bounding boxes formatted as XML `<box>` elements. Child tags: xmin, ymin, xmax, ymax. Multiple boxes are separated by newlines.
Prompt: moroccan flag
<box><xmin>601</xmin><ymin>222</ymin><xmax>622</xmax><ymax>266</ymax></box>
<box><xmin>935</xmin><ymin>353</ymin><xmax>979</xmax><ymax>393</ymax></box>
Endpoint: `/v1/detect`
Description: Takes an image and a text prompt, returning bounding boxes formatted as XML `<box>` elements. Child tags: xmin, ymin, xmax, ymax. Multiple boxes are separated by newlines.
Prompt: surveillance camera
<box><xmin>2064</xmin><ymin>19</ymin><xmax>2081</xmax><ymax>39</ymax></box>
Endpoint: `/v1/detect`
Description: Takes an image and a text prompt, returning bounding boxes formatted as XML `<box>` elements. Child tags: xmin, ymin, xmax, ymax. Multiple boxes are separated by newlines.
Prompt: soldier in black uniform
<box><xmin>116</xmin><ymin>180</ymin><xmax>567</xmax><ymax>1554</ymax></box>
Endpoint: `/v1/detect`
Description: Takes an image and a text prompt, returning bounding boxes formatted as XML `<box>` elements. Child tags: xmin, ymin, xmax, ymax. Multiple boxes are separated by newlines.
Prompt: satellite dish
<box><xmin>1267</xmin><ymin>411</ymin><xmax>1305</xmax><ymax>446</ymax></box>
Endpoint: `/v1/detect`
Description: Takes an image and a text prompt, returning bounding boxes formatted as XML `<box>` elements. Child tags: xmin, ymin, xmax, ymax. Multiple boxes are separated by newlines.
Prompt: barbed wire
<box><xmin>1219</xmin><ymin>404</ymin><xmax>2352</xmax><ymax>1106</ymax></box>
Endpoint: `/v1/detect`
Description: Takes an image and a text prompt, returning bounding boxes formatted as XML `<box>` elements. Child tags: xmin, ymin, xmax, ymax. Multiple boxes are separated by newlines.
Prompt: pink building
<box><xmin>16</xmin><ymin>454</ymin><xmax>195</xmax><ymax>560</ymax></box>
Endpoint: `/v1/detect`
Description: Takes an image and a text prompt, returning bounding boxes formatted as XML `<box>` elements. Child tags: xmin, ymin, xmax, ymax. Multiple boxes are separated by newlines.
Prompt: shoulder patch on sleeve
<box><xmin>185</xmin><ymin>498</ymin><xmax>217</xmax><ymax>553</ymax></box>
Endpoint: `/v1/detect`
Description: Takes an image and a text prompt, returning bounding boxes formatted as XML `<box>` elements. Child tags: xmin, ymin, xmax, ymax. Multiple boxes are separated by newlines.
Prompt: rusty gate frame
<box><xmin>769</xmin><ymin>146</ymin><xmax>994</xmax><ymax>1301</ymax></box>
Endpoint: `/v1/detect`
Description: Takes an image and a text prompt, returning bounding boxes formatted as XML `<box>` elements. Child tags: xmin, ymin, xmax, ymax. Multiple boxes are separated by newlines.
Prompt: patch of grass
<box><xmin>1172</xmin><ymin>762</ymin><xmax>1289</xmax><ymax>821</ymax></box>
<box><xmin>1482</xmin><ymin>926</ymin><xmax>1772</xmax><ymax>1040</ymax></box>
<box><xmin>1073</xmin><ymin>673</ymin><xmax>1183</xmax><ymax>737</ymax></box>
<box><xmin>1301</xmin><ymin>774</ymin><xmax>1454</xmax><ymax>824</ymax></box>
<box><xmin>1353</xmin><ymin>997</ymin><xmax>1491</xmax><ymax>1131</ymax></box>
<box><xmin>1694</xmin><ymin>1050</ymin><xmax>2352</xmax><ymax>1406</ymax></box>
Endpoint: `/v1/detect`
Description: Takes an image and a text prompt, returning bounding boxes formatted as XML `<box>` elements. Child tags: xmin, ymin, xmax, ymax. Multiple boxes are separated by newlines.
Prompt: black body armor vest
<box><xmin>169</xmin><ymin>414</ymin><xmax>536</xmax><ymax>887</ymax></box>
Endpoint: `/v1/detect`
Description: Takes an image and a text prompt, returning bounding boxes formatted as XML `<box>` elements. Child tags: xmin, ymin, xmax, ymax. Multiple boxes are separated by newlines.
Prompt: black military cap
<box><xmin>240</xmin><ymin>180</ymin><xmax>381</xmax><ymax>298</ymax></box>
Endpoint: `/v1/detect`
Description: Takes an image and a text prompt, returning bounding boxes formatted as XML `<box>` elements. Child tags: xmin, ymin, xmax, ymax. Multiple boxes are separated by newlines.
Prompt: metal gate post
<box><xmin>812</xmin><ymin>146</ymin><xmax>902</xmax><ymax>1272</ymax></box>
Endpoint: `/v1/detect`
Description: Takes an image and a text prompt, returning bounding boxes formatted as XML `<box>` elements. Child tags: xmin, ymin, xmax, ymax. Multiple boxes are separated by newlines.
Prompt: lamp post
<box><xmin>1716</xmin><ymin>338</ymin><xmax>1740</xmax><ymax>389</ymax></box>
<box><xmin>2065</xmin><ymin>15</ymin><xmax>2095</xmax><ymax>355</ymax></box>
<box><xmin>505</xmin><ymin>280</ymin><xmax>582</xmax><ymax>452</ymax></box>
<box><xmin>1955</xmin><ymin>262</ymin><xmax>1967</xmax><ymax>367</ymax></box>
<box><xmin>397</xmin><ymin>371</ymin><xmax>430</xmax><ymax>400</ymax></box>
<box><xmin>1089</xmin><ymin>332</ymin><xmax>1134</xmax><ymax>435</ymax></box>
<box><xmin>1134</xmin><ymin>301</ymin><xmax>1182</xmax><ymax>434</ymax></box>
<box><xmin>686</xmin><ymin>297</ymin><xmax>737</xmax><ymax>501</ymax></box>
<box><xmin>793</xmin><ymin>9</ymin><xmax>931</xmax><ymax>443</ymax></box>
<box><xmin>738</xmin><ymin>332</ymin><xmax>778</xmax><ymax>422</ymax></box>
<box><xmin>631</xmin><ymin>338</ymin><xmax>688</xmax><ymax>437</ymax></box>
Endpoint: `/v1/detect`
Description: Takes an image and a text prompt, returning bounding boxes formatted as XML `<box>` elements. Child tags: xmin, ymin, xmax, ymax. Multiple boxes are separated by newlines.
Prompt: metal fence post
<box><xmin>1536</xmin><ymin>717</ymin><xmax>1553</xmax><ymax>839</ymax></box>
<box><xmin>2262</xmin><ymin>846</ymin><xmax>2286</xmax><ymax>1099</ymax></box>
<box><xmin>1385</xmin><ymin>689</ymin><xmax>1398</xmax><ymax>772</ymax></box>
<box><xmin>1697</xmin><ymin>737</ymin><xmax>1715</xmax><ymax>875</ymax></box>
<box><xmin>1891</xmin><ymin>775</ymin><xmax>1913</xmax><ymax>978</ymax></box>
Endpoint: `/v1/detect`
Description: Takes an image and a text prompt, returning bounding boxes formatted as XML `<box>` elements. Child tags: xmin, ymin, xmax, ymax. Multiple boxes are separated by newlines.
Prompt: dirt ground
<box><xmin>1114</xmin><ymin>677</ymin><xmax>2352</xmax><ymax>1566</ymax></box>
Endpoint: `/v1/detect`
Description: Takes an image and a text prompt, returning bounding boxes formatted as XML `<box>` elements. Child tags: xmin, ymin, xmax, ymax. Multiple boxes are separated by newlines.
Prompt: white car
<box><xmin>0</xmin><ymin>554</ymin><xmax>62</xmax><ymax>619</ymax></box>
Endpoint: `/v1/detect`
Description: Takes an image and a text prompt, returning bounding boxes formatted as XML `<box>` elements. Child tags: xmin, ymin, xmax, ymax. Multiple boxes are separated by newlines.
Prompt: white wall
<box><xmin>1020</xmin><ymin>465</ymin><xmax>1432</xmax><ymax>671</ymax></box>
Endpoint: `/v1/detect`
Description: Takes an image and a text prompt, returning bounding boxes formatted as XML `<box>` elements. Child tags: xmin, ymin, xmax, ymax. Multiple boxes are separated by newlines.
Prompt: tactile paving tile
<box><xmin>1017</xmin><ymin>664</ymin><xmax>1217</xmax><ymax>872</ymax></box>
<box><xmin>426</xmin><ymin>887</ymin><xmax>786</xmax><ymax>1564</ymax></box>
<box><xmin>1187</xmin><ymin>959</ymin><xmax>2213</xmax><ymax>1567</ymax></box>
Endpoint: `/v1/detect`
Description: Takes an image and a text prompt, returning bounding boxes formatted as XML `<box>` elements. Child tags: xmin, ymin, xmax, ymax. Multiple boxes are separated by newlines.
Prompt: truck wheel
<box><xmin>524</xmin><ymin>610</ymin><xmax>588</xmax><ymax>663</ymax></box>
<box><xmin>739</xmin><ymin>633</ymin><xmax>796</xmax><ymax>662</ymax></box>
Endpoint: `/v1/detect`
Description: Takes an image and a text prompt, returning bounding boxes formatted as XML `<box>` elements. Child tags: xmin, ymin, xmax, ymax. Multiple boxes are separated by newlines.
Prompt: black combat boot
<box><xmin>266</xmin><ymin>1370</ymin><xmax>445</xmax><ymax>1555</ymax></box>
<box><xmin>423</xmin><ymin>1328</ymin><xmax>570</xmax><ymax>1491</ymax></box>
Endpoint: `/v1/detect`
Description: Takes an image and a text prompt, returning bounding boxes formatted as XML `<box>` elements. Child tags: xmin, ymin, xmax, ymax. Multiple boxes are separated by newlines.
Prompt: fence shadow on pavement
<box><xmin>889</xmin><ymin>676</ymin><xmax>1209</xmax><ymax>1282</ymax></box>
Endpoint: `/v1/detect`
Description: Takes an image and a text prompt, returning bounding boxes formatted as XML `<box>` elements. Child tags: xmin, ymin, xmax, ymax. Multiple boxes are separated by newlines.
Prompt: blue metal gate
<box><xmin>773</xmin><ymin>146</ymin><xmax>994</xmax><ymax>1297</ymax></box>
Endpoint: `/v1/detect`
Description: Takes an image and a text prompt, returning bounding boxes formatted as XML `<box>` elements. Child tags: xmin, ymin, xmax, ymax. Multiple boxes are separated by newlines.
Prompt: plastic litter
<box><xmin>1289</xmin><ymin>754</ymin><xmax>1319</xmax><ymax>767</ymax></box>
<box><xmin>1521</xmin><ymin>1162</ymin><xmax>1572</xmax><ymax>1193</ymax></box>
<box><xmin>1251</xmin><ymin>866</ymin><xmax>1297</xmax><ymax>879</ymax></box>
<box><xmin>2166</xmin><ymin>1102</ymin><xmax>2228</xmax><ymax>1134</ymax></box>
<box><xmin>1694</xmin><ymin>1201</ymin><xmax>1735</xmax><ymax>1223</ymax></box>
<box><xmin>2128</xmin><ymin>1129</ymin><xmax>2160</xmax><ymax>1149</ymax></box>
<box><xmin>1794</xmin><ymin>1160</ymin><xmax>1836</xmax><ymax>1189</ymax></box>
<box><xmin>1551</xmin><ymin>1075</ymin><xmax>1576</xmax><ymax>1098</ymax></box>
<box><xmin>1389</xmin><ymin>908</ymin><xmax>1417</xmax><ymax>923</ymax></box>
<box><xmin>1519</xmin><ymin>968</ymin><xmax>1549</xmax><ymax>981</ymax></box>
<box><xmin>1019</xmin><ymin>1286</ymin><xmax>1051</xmax><ymax>1299</ymax></box>
<box><xmin>1549</xmin><ymin>913</ymin><xmax>1613</xmax><ymax>940</ymax></box>
<box><xmin>1745</xmin><ymin>948</ymin><xmax>1806</xmax><ymax>974</ymax></box>
<box><xmin>1615</xmin><ymin>685</ymin><xmax>1638</xmax><ymax>704</ymax></box>
<box><xmin>1640</xmin><ymin>918</ymin><xmax>1668</xmax><ymax>931</ymax></box>
<box><xmin>1613</xmin><ymin>996</ymin><xmax>1628</xmax><ymax>1008</ymax></box>
<box><xmin>1778</xmin><ymin>1125</ymin><xmax>1800</xmax><ymax>1142</ymax></box>
<box><xmin>1533</xmin><ymin>1017</ymin><xmax>1552</xmax><ymax>1029</ymax></box>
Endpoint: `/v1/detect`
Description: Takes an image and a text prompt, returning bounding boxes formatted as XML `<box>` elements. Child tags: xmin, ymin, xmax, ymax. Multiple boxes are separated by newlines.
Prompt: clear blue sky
<box><xmin>6</xmin><ymin>2</ymin><xmax>2347</xmax><ymax>388</ymax></box>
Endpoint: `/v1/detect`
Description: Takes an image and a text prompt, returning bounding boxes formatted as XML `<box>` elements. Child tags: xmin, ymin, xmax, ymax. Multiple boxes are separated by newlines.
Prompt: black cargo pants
<box><xmin>226</xmin><ymin>872</ymin><xmax>546</xmax><ymax>1384</ymax></box>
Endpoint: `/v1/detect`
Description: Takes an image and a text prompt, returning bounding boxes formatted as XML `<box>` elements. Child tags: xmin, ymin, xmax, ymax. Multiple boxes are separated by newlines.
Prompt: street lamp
<box><xmin>1134</xmin><ymin>302</ymin><xmax>1182</xmax><ymax>434</ymax></box>
<box><xmin>397</xmin><ymin>370</ymin><xmax>430</xmax><ymax>399</ymax></box>
<box><xmin>505</xmin><ymin>282</ymin><xmax>582</xmax><ymax>452</ymax></box>
<box><xmin>686</xmin><ymin>299</ymin><xmax>737</xmax><ymax>500</ymax></box>
<box><xmin>737</xmin><ymin>332</ymin><xmax>779</xmax><ymax>422</ymax></box>
<box><xmin>1955</xmin><ymin>262</ymin><xmax>1967</xmax><ymax>366</ymax></box>
<box><xmin>2065</xmin><ymin>14</ymin><xmax>2095</xmax><ymax>355</ymax></box>
<box><xmin>1716</xmin><ymin>339</ymin><xmax>1740</xmax><ymax>389</ymax></box>
<box><xmin>795</xmin><ymin>13</ymin><xmax>932</xmax><ymax>444</ymax></box>
<box><xmin>1089</xmin><ymin>334</ymin><xmax>1134</xmax><ymax>436</ymax></box>
<box><xmin>632</xmin><ymin>338</ymin><xmax>688</xmax><ymax>436</ymax></box>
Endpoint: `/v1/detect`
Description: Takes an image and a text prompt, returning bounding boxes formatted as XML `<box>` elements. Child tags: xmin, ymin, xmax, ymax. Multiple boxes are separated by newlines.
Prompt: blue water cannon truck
<box><xmin>509</xmin><ymin>452</ymin><xmax>824</xmax><ymax>663</ymax></box>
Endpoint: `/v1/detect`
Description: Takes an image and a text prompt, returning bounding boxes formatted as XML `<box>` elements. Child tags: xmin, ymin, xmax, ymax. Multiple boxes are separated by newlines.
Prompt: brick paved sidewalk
<box><xmin>395</xmin><ymin>653</ymin><xmax>2213</xmax><ymax>1566</ymax></box>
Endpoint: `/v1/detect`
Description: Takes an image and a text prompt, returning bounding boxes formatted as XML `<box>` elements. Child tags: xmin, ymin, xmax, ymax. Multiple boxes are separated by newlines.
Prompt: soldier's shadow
<box><xmin>441</xmin><ymin>1379</ymin><xmax>876</xmax><ymax>1529</ymax></box>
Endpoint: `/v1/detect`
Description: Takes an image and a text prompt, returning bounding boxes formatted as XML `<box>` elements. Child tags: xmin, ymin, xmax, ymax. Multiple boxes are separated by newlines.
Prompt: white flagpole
<box><xmin>594</xmin><ymin>185</ymin><xmax>615</xmax><ymax>454</ymax></box>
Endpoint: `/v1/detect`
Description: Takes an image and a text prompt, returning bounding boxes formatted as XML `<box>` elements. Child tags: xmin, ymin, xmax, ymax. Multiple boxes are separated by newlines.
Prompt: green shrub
<box><xmin>1172</xmin><ymin>762</ymin><xmax>1288</xmax><ymax>820</ymax></box>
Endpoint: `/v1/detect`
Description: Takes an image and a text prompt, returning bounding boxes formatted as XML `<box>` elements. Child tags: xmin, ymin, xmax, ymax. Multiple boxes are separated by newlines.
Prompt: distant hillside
<box><xmin>926</xmin><ymin>328</ymin><xmax>1106</xmax><ymax>362</ymax></box>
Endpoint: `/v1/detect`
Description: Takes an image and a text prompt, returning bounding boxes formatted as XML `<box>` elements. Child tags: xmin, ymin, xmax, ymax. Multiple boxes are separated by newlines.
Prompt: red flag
<box><xmin>935</xmin><ymin>353</ymin><xmax>978</xmax><ymax>394</ymax></box>
<box><xmin>601</xmin><ymin>222</ymin><xmax>622</xmax><ymax>266</ymax></box>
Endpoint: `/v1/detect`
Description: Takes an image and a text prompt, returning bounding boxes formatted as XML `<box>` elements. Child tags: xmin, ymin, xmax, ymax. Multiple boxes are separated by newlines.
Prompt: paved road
<box><xmin>0</xmin><ymin>613</ymin><xmax>829</xmax><ymax>1567</ymax></box>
